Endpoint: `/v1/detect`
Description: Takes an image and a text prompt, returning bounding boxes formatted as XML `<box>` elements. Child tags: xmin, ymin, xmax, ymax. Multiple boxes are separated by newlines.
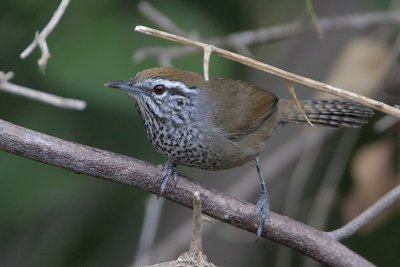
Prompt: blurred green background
<box><xmin>0</xmin><ymin>0</ymin><xmax>399</xmax><ymax>266</ymax></box>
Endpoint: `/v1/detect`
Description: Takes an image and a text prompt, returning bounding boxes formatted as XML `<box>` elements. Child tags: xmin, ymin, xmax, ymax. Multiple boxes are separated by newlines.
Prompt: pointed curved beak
<box><xmin>104</xmin><ymin>80</ymin><xmax>145</xmax><ymax>98</ymax></box>
<box><xmin>104</xmin><ymin>80</ymin><xmax>134</xmax><ymax>93</ymax></box>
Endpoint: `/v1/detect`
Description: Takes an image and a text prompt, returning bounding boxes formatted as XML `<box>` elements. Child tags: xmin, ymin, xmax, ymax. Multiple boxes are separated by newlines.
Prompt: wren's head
<box><xmin>105</xmin><ymin>67</ymin><xmax>222</xmax><ymax>169</ymax></box>
<box><xmin>105</xmin><ymin>67</ymin><xmax>205</xmax><ymax>125</ymax></box>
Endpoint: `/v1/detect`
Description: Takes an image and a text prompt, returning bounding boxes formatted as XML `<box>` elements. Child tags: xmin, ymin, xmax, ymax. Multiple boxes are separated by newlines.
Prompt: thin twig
<box><xmin>287</xmin><ymin>81</ymin><xmax>313</xmax><ymax>126</ymax></box>
<box><xmin>138</xmin><ymin>1</ymin><xmax>188</xmax><ymax>36</ymax></box>
<box><xmin>327</xmin><ymin>184</ymin><xmax>400</xmax><ymax>241</ymax></box>
<box><xmin>134</xmin><ymin>9</ymin><xmax>400</xmax><ymax>62</ymax></box>
<box><xmin>0</xmin><ymin>71</ymin><xmax>86</xmax><ymax>110</ymax></box>
<box><xmin>0</xmin><ymin>118</ymin><xmax>373</xmax><ymax>267</ymax></box>
<box><xmin>306</xmin><ymin>0</ymin><xmax>323</xmax><ymax>38</ymax></box>
<box><xmin>134</xmin><ymin>25</ymin><xmax>400</xmax><ymax>117</ymax></box>
<box><xmin>189</xmin><ymin>191</ymin><xmax>203</xmax><ymax>260</ymax></box>
<box><xmin>20</xmin><ymin>0</ymin><xmax>71</xmax><ymax>71</ymax></box>
<box><xmin>203</xmin><ymin>45</ymin><xmax>214</xmax><ymax>81</ymax></box>
<box><xmin>35</xmin><ymin>32</ymin><xmax>50</xmax><ymax>73</ymax></box>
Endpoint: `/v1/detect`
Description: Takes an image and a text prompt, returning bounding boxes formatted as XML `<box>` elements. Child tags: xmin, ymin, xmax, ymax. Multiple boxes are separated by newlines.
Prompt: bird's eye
<box><xmin>153</xmin><ymin>84</ymin><xmax>166</xmax><ymax>95</ymax></box>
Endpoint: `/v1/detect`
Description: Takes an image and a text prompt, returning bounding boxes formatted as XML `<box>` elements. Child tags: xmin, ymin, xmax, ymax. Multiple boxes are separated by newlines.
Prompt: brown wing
<box><xmin>206</xmin><ymin>78</ymin><xmax>278</xmax><ymax>140</ymax></box>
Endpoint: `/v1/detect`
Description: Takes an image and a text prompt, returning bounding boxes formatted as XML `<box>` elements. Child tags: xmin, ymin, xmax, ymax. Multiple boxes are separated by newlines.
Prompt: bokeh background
<box><xmin>0</xmin><ymin>0</ymin><xmax>399</xmax><ymax>266</ymax></box>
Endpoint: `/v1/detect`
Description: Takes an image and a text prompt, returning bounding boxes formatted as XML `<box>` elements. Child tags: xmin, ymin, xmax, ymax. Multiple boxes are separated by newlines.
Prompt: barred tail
<box><xmin>279</xmin><ymin>99</ymin><xmax>374</xmax><ymax>128</ymax></box>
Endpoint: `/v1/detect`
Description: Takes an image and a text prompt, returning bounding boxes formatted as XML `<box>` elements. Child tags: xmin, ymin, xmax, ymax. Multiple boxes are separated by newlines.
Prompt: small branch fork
<box><xmin>5</xmin><ymin>0</ymin><xmax>85</xmax><ymax>110</ymax></box>
<box><xmin>134</xmin><ymin>25</ymin><xmax>400</xmax><ymax>118</ymax></box>
<box><xmin>20</xmin><ymin>0</ymin><xmax>71</xmax><ymax>71</ymax></box>
<box><xmin>0</xmin><ymin>71</ymin><xmax>86</xmax><ymax>110</ymax></box>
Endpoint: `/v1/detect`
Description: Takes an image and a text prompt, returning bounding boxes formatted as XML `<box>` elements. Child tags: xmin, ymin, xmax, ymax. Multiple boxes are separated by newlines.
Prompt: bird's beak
<box><xmin>104</xmin><ymin>80</ymin><xmax>140</xmax><ymax>94</ymax></box>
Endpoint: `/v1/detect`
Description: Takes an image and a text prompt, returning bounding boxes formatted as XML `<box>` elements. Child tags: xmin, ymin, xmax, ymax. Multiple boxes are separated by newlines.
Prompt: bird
<box><xmin>105</xmin><ymin>67</ymin><xmax>374</xmax><ymax>237</ymax></box>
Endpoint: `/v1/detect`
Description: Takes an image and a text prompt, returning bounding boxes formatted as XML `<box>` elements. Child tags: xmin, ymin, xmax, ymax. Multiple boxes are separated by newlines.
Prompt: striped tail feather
<box><xmin>279</xmin><ymin>99</ymin><xmax>374</xmax><ymax>128</ymax></box>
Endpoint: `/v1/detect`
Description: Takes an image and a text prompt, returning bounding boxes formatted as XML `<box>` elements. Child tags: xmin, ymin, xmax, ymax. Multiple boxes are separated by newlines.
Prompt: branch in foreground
<box><xmin>0</xmin><ymin>118</ymin><xmax>373</xmax><ymax>267</ymax></box>
<box><xmin>0</xmin><ymin>71</ymin><xmax>86</xmax><ymax>110</ymax></box>
<box><xmin>20</xmin><ymin>0</ymin><xmax>71</xmax><ymax>71</ymax></box>
<box><xmin>134</xmin><ymin>25</ymin><xmax>400</xmax><ymax>118</ymax></box>
<box><xmin>134</xmin><ymin>9</ymin><xmax>400</xmax><ymax>62</ymax></box>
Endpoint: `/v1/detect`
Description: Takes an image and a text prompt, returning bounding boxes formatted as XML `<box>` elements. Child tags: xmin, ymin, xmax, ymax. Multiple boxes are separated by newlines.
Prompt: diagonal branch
<box><xmin>0</xmin><ymin>118</ymin><xmax>374</xmax><ymax>267</ymax></box>
<box><xmin>134</xmin><ymin>25</ymin><xmax>400</xmax><ymax>118</ymax></box>
<box><xmin>327</xmin><ymin>184</ymin><xmax>400</xmax><ymax>241</ymax></box>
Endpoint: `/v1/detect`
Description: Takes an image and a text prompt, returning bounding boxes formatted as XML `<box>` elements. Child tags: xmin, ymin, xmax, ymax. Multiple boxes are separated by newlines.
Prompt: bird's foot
<box><xmin>158</xmin><ymin>161</ymin><xmax>178</xmax><ymax>198</ymax></box>
<box><xmin>255</xmin><ymin>191</ymin><xmax>270</xmax><ymax>238</ymax></box>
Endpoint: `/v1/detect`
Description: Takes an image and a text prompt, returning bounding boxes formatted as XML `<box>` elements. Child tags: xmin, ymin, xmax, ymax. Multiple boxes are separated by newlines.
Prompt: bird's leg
<box><xmin>158</xmin><ymin>160</ymin><xmax>178</xmax><ymax>198</ymax></box>
<box><xmin>255</xmin><ymin>156</ymin><xmax>270</xmax><ymax>238</ymax></box>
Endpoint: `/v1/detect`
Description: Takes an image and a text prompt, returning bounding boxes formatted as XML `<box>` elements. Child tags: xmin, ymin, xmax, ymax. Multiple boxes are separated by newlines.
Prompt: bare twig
<box><xmin>35</xmin><ymin>32</ymin><xmax>50</xmax><ymax>73</ymax></box>
<box><xmin>0</xmin><ymin>71</ymin><xmax>86</xmax><ymax>110</ymax></box>
<box><xmin>328</xmin><ymin>184</ymin><xmax>400</xmax><ymax>241</ymax></box>
<box><xmin>20</xmin><ymin>0</ymin><xmax>71</xmax><ymax>71</ymax></box>
<box><xmin>287</xmin><ymin>81</ymin><xmax>313</xmax><ymax>126</ymax></box>
<box><xmin>138</xmin><ymin>1</ymin><xmax>188</xmax><ymax>37</ymax></box>
<box><xmin>189</xmin><ymin>192</ymin><xmax>203</xmax><ymax>260</ymax></box>
<box><xmin>203</xmin><ymin>45</ymin><xmax>214</xmax><ymax>81</ymax></box>
<box><xmin>134</xmin><ymin>9</ymin><xmax>400</xmax><ymax>62</ymax></box>
<box><xmin>0</xmin><ymin>118</ymin><xmax>374</xmax><ymax>267</ymax></box>
<box><xmin>134</xmin><ymin>25</ymin><xmax>400</xmax><ymax>117</ymax></box>
<box><xmin>306</xmin><ymin>0</ymin><xmax>323</xmax><ymax>38</ymax></box>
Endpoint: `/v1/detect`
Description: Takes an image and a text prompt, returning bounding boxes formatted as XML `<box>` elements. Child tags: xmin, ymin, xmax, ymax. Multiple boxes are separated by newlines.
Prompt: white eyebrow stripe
<box><xmin>151</xmin><ymin>79</ymin><xmax>196</xmax><ymax>94</ymax></box>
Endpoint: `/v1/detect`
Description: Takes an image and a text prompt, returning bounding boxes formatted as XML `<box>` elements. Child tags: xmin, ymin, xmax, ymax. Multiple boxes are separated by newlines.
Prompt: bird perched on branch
<box><xmin>105</xmin><ymin>67</ymin><xmax>374</xmax><ymax>237</ymax></box>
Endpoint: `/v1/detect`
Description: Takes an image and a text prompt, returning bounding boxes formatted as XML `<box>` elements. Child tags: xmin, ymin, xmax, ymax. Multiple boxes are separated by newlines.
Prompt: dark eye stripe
<box><xmin>169</xmin><ymin>87</ymin><xmax>187</xmax><ymax>96</ymax></box>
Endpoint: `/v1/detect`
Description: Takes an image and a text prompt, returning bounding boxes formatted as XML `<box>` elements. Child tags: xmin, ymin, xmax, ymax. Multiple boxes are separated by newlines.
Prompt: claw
<box><xmin>256</xmin><ymin>192</ymin><xmax>270</xmax><ymax>238</ymax></box>
<box><xmin>158</xmin><ymin>161</ymin><xmax>178</xmax><ymax>198</ymax></box>
<box><xmin>254</xmin><ymin>156</ymin><xmax>270</xmax><ymax>238</ymax></box>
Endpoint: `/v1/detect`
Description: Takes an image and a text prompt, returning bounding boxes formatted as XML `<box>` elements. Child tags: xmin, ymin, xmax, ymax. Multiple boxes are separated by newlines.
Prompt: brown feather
<box><xmin>205</xmin><ymin>78</ymin><xmax>278</xmax><ymax>140</ymax></box>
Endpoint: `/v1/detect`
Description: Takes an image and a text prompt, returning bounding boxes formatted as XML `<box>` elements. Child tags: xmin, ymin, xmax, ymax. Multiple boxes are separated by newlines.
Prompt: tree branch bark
<box><xmin>0</xmin><ymin>118</ymin><xmax>374</xmax><ymax>267</ymax></box>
